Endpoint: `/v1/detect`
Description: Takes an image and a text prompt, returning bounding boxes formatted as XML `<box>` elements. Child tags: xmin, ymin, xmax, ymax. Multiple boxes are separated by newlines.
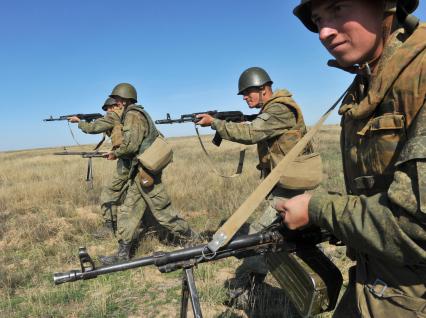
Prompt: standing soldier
<box><xmin>99</xmin><ymin>83</ymin><xmax>196</xmax><ymax>265</ymax></box>
<box><xmin>196</xmin><ymin>67</ymin><xmax>318</xmax><ymax>307</ymax></box>
<box><xmin>278</xmin><ymin>1</ymin><xmax>426</xmax><ymax>317</ymax></box>
<box><xmin>68</xmin><ymin>97</ymin><xmax>124</xmax><ymax>234</ymax></box>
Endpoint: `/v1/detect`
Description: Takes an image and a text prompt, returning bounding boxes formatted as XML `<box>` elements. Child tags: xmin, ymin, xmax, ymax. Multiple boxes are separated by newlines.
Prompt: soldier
<box><xmin>99</xmin><ymin>83</ymin><xmax>195</xmax><ymax>265</ymax></box>
<box><xmin>68</xmin><ymin>97</ymin><xmax>124</xmax><ymax>233</ymax></box>
<box><xmin>277</xmin><ymin>1</ymin><xmax>426</xmax><ymax>317</ymax></box>
<box><xmin>197</xmin><ymin>67</ymin><xmax>315</xmax><ymax>307</ymax></box>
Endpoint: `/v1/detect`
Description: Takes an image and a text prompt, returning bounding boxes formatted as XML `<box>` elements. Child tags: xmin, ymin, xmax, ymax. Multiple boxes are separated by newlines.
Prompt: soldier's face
<box><xmin>105</xmin><ymin>105</ymin><xmax>119</xmax><ymax>112</ymax></box>
<box><xmin>114</xmin><ymin>98</ymin><xmax>125</xmax><ymax>108</ymax></box>
<box><xmin>311</xmin><ymin>0</ymin><xmax>384</xmax><ymax>67</ymax></box>
<box><xmin>242</xmin><ymin>87</ymin><xmax>262</xmax><ymax>108</ymax></box>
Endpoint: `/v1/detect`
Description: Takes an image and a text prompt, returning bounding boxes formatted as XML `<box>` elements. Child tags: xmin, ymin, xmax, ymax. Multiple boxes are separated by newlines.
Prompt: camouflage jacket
<box><xmin>112</xmin><ymin>104</ymin><xmax>155</xmax><ymax>160</ymax></box>
<box><xmin>78</xmin><ymin>110</ymin><xmax>123</xmax><ymax>149</ymax></box>
<box><xmin>212</xmin><ymin>89</ymin><xmax>309</xmax><ymax>177</ymax></box>
<box><xmin>308</xmin><ymin>24</ymin><xmax>426</xmax><ymax>316</ymax></box>
<box><xmin>78</xmin><ymin>110</ymin><xmax>121</xmax><ymax>135</ymax></box>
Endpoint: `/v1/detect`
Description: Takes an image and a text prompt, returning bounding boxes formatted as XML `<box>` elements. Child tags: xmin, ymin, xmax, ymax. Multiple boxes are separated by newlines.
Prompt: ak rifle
<box><xmin>155</xmin><ymin>111</ymin><xmax>257</xmax><ymax>146</ymax></box>
<box><xmin>53</xmin><ymin>223</ymin><xmax>343</xmax><ymax>317</ymax></box>
<box><xmin>43</xmin><ymin>113</ymin><xmax>103</xmax><ymax>122</ymax></box>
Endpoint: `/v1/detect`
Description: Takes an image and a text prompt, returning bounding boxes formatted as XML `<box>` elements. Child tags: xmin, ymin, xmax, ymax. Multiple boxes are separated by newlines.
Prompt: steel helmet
<box><xmin>102</xmin><ymin>97</ymin><xmax>117</xmax><ymax>111</ymax></box>
<box><xmin>293</xmin><ymin>0</ymin><xmax>419</xmax><ymax>33</ymax></box>
<box><xmin>238</xmin><ymin>67</ymin><xmax>273</xmax><ymax>95</ymax></box>
<box><xmin>109</xmin><ymin>83</ymin><xmax>137</xmax><ymax>102</ymax></box>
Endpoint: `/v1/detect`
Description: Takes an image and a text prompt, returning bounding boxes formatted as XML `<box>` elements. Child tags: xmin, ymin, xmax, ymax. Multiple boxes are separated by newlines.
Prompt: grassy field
<box><xmin>0</xmin><ymin>126</ymin><xmax>352</xmax><ymax>317</ymax></box>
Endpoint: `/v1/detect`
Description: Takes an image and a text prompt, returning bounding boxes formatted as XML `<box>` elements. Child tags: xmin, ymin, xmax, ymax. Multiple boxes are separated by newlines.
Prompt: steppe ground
<box><xmin>0</xmin><ymin>126</ymin><xmax>353</xmax><ymax>318</ymax></box>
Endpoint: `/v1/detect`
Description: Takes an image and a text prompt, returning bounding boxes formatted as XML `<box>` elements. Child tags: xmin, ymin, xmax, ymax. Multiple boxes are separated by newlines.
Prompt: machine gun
<box><xmin>155</xmin><ymin>111</ymin><xmax>257</xmax><ymax>146</ymax></box>
<box><xmin>54</xmin><ymin>151</ymin><xmax>108</xmax><ymax>188</ymax></box>
<box><xmin>43</xmin><ymin>113</ymin><xmax>103</xmax><ymax>122</ymax></box>
<box><xmin>53</xmin><ymin>223</ymin><xmax>343</xmax><ymax>318</ymax></box>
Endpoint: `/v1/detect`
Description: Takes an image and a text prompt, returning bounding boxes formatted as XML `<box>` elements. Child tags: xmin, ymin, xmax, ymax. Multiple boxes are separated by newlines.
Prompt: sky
<box><xmin>1</xmin><ymin>0</ymin><xmax>425</xmax><ymax>151</ymax></box>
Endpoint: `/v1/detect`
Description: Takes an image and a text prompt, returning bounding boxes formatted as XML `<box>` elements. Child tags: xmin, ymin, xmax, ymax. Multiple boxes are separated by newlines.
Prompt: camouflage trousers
<box><xmin>117</xmin><ymin>173</ymin><xmax>191</xmax><ymax>244</ymax></box>
<box><xmin>100</xmin><ymin>159</ymin><xmax>131</xmax><ymax>223</ymax></box>
<box><xmin>234</xmin><ymin>187</ymin><xmax>305</xmax><ymax>281</ymax></box>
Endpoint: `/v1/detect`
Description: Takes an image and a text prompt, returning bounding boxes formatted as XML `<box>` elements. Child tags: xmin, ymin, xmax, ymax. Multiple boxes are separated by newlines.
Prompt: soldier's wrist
<box><xmin>211</xmin><ymin>118</ymin><xmax>222</xmax><ymax>130</ymax></box>
<box><xmin>308</xmin><ymin>192</ymin><xmax>325</xmax><ymax>225</ymax></box>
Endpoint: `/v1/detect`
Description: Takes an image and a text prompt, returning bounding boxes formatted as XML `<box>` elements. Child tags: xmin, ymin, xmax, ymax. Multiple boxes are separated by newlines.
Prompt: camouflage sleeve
<box><xmin>308</xmin><ymin>104</ymin><xmax>426</xmax><ymax>266</ymax></box>
<box><xmin>211</xmin><ymin>103</ymin><xmax>296</xmax><ymax>145</ymax></box>
<box><xmin>78</xmin><ymin>114</ymin><xmax>115</xmax><ymax>134</ymax></box>
<box><xmin>113</xmin><ymin>111</ymin><xmax>147</xmax><ymax>158</ymax></box>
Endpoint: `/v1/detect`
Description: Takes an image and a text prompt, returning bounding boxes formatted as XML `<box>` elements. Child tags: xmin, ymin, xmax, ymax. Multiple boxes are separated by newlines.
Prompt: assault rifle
<box><xmin>54</xmin><ymin>151</ymin><xmax>108</xmax><ymax>188</ymax></box>
<box><xmin>155</xmin><ymin>111</ymin><xmax>257</xmax><ymax>146</ymax></box>
<box><xmin>53</xmin><ymin>222</ymin><xmax>343</xmax><ymax>317</ymax></box>
<box><xmin>53</xmin><ymin>151</ymin><xmax>108</xmax><ymax>158</ymax></box>
<box><xmin>43</xmin><ymin>113</ymin><xmax>103</xmax><ymax>122</ymax></box>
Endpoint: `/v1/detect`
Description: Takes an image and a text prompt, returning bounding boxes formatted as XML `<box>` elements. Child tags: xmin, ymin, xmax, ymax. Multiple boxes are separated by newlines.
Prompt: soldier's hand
<box><xmin>195</xmin><ymin>114</ymin><xmax>214</xmax><ymax>127</ymax></box>
<box><xmin>67</xmin><ymin>116</ymin><xmax>80</xmax><ymax>123</ymax></box>
<box><xmin>275</xmin><ymin>193</ymin><xmax>312</xmax><ymax>230</ymax></box>
<box><xmin>107</xmin><ymin>152</ymin><xmax>117</xmax><ymax>160</ymax></box>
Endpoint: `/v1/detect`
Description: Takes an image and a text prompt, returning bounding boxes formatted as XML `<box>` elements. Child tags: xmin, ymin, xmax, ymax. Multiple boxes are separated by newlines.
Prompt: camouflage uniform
<box><xmin>112</xmin><ymin>104</ymin><xmax>191</xmax><ymax>245</ymax></box>
<box><xmin>213</xmin><ymin>89</ymin><xmax>311</xmax><ymax>278</ymax></box>
<box><xmin>78</xmin><ymin>110</ymin><xmax>126</xmax><ymax>224</ymax></box>
<box><xmin>308</xmin><ymin>25</ymin><xmax>426</xmax><ymax>317</ymax></box>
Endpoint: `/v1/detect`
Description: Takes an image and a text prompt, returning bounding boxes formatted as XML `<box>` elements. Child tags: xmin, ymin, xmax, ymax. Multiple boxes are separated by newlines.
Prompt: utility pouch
<box><xmin>138</xmin><ymin>167</ymin><xmax>154</xmax><ymax>188</ymax></box>
<box><xmin>266</xmin><ymin>246</ymin><xmax>342</xmax><ymax>317</ymax></box>
<box><xmin>278</xmin><ymin>152</ymin><xmax>323</xmax><ymax>190</ymax></box>
<box><xmin>137</xmin><ymin>135</ymin><xmax>173</xmax><ymax>173</ymax></box>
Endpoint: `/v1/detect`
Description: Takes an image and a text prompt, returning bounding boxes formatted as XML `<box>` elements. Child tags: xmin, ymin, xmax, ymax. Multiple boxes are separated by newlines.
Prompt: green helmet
<box><xmin>237</xmin><ymin>67</ymin><xmax>273</xmax><ymax>95</ymax></box>
<box><xmin>109</xmin><ymin>83</ymin><xmax>137</xmax><ymax>102</ymax></box>
<box><xmin>293</xmin><ymin>0</ymin><xmax>419</xmax><ymax>33</ymax></box>
<box><xmin>102</xmin><ymin>97</ymin><xmax>117</xmax><ymax>111</ymax></box>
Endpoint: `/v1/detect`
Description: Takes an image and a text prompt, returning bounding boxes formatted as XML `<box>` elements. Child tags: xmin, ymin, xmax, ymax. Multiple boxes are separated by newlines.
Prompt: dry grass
<box><xmin>0</xmin><ymin>126</ymin><xmax>351</xmax><ymax>317</ymax></box>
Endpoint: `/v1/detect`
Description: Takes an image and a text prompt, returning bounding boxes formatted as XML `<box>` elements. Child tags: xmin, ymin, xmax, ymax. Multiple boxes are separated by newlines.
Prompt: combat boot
<box><xmin>179</xmin><ymin>228</ymin><xmax>203</xmax><ymax>246</ymax></box>
<box><xmin>99</xmin><ymin>240</ymin><xmax>132</xmax><ymax>266</ymax></box>
<box><xmin>225</xmin><ymin>273</ymin><xmax>266</xmax><ymax>310</ymax></box>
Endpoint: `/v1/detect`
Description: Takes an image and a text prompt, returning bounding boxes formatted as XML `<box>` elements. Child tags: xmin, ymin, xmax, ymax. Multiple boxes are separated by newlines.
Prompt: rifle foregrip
<box><xmin>53</xmin><ymin>270</ymin><xmax>82</xmax><ymax>285</ymax></box>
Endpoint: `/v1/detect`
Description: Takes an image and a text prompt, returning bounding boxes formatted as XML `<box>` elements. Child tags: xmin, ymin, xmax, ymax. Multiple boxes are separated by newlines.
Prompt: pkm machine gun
<box><xmin>53</xmin><ymin>223</ymin><xmax>343</xmax><ymax>318</ymax></box>
<box><xmin>54</xmin><ymin>151</ymin><xmax>108</xmax><ymax>188</ymax></box>
<box><xmin>43</xmin><ymin>113</ymin><xmax>103</xmax><ymax>122</ymax></box>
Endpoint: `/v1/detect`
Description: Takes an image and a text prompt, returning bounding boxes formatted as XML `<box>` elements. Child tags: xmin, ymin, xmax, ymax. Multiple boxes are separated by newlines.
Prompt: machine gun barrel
<box><xmin>43</xmin><ymin>113</ymin><xmax>103</xmax><ymax>122</ymax></box>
